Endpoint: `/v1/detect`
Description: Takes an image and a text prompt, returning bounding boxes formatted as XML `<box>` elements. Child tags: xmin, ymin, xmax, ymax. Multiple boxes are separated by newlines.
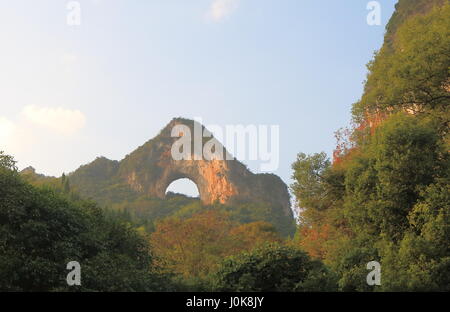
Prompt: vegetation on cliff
<box><xmin>0</xmin><ymin>153</ymin><xmax>172</xmax><ymax>291</ymax></box>
<box><xmin>291</xmin><ymin>2</ymin><xmax>449</xmax><ymax>291</ymax></box>
<box><xmin>1</xmin><ymin>0</ymin><xmax>448</xmax><ymax>292</ymax></box>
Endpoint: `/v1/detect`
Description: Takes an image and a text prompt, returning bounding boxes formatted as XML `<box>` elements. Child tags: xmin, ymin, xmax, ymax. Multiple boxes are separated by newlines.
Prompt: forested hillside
<box><xmin>0</xmin><ymin>152</ymin><xmax>172</xmax><ymax>291</ymax></box>
<box><xmin>20</xmin><ymin>118</ymin><xmax>296</xmax><ymax>237</ymax></box>
<box><xmin>291</xmin><ymin>1</ymin><xmax>449</xmax><ymax>291</ymax></box>
<box><xmin>1</xmin><ymin>0</ymin><xmax>448</xmax><ymax>292</ymax></box>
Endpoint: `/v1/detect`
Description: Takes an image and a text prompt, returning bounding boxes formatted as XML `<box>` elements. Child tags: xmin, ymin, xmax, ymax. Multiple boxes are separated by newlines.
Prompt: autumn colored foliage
<box><xmin>150</xmin><ymin>210</ymin><xmax>281</xmax><ymax>280</ymax></box>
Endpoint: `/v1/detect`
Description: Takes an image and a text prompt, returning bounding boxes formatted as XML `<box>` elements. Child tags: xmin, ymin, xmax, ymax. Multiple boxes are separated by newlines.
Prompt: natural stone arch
<box><xmin>165</xmin><ymin>177</ymin><xmax>200</xmax><ymax>197</ymax></box>
<box><xmin>147</xmin><ymin>158</ymin><xmax>235</xmax><ymax>205</ymax></box>
<box><xmin>160</xmin><ymin>171</ymin><xmax>204</xmax><ymax>200</ymax></box>
<box><xmin>118</xmin><ymin>118</ymin><xmax>293</xmax><ymax>218</ymax></box>
<box><xmin>67</xmin><ymin>118</ymin><xmax>296</xmax><ymax>235</ymax></box>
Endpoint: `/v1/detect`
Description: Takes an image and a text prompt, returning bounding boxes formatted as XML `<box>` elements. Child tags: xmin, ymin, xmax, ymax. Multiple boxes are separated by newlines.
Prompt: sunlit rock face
<box><xmin>117</xmin><ymin>118</ymin><xmax>293</xmax><ymax>218</ymax></box>
<box><xmin>68</xmin><ymin>118</ymin><xmax>293</xmax><ymax>222</ymax></box>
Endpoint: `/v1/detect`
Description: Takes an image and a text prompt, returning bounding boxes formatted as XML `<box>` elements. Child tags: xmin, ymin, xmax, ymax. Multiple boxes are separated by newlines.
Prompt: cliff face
<box><xmin>69</xmin><ymin>118</ymin><xmax>293</xmax><ymax>218</ymax></box>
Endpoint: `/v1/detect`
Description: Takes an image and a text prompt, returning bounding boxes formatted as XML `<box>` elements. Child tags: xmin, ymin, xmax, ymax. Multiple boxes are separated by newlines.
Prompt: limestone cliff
<box><xmin>69</xmin><ymin>118</ymin><xmax>293</xmax><ymax>220</ymax></box>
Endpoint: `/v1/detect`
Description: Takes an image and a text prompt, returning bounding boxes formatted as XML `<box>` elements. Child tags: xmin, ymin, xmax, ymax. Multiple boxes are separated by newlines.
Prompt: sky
<box><xmin>0</xmin><ymin>0</ymin><xmax>397</xmax><ymax>196</ymax></box>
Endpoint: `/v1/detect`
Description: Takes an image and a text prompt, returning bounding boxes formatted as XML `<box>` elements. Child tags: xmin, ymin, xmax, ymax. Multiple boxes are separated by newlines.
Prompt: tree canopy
<box><xmin>0</xmin><ymin>157</ymin><xmax>171</xmax><ymax>291</ymax></box>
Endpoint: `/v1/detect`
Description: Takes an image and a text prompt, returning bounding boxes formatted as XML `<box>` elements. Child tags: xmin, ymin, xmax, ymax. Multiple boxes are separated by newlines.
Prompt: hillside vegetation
<box><xmin>1</xmin><ymin>0</ymin><xmax>448</xmax><ymax>292</ymax></box>
<box><xmin>292</xmin><ymin>1</ymin><xmax>449</xmax><ymax>291</ymax></box>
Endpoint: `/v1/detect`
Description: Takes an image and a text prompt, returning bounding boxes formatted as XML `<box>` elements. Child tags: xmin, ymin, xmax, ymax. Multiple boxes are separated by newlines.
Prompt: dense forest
<box><xmin>291</xmin><ymin>0</ymin><xmax>449</xmax><ymax>291</ymax></box>
<box><xmin>0</xmin><ymin>0</ymin><xmax>449</xmax><ymax>291</ymax></box>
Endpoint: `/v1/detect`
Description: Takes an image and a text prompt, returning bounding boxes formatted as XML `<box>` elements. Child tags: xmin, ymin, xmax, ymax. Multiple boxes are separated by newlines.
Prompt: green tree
<box><xmin>289</xmin><ymin>1</ymin><xmax>450</xmax><ymax>292</ymax></box>
<box><xmin>0</xmin><ymin>162</ymin><xmax>171</xmax><ymax>291</ymax></box>
<box><xmin>344</xmin><ymin>114</ymin><xmax>444</xmax><ymax>239</ymax></box>
<box><xmin>212</xmin><ymin>243</ymin><xmax>337</xmax><ymax>292</ymax></box>
<box><xmin>378</xmin><ymin>179</ymin><xmax>450</xmax><ymax>291</ymax></box>
<box><xmin>353</xmin><ymin>4</ymin><xmax>450</xmax><ymax>126</ymax></box>
<box><xmin>150</xmin><ymin>211</ymin><xmax>281</xmax><ymax>287</ymax></box>
<box><xmin>0</xmin><ymin>151</ymin><xmax>17</xmax><ymax>171</ymax></box>
<box><xmin>291</xmin><ymin>152</ymin><xmax>331</xmax><ymax>213</ymax></box>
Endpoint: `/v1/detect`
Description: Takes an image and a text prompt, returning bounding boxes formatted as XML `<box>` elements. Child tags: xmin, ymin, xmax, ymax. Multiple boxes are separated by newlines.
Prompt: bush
<box><xmin>0</xmin><ymin>163</ymin><xmax>171</xmax><ymax>291</ymax></box>
<box><xmin>211</xmin><ymin>243</ymin><xmax>337</xmax><ymax>292</ymax></box>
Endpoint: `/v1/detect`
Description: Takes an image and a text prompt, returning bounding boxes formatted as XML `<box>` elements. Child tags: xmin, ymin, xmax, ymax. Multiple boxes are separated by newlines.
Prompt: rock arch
<box><xmin>161</xmin><ymin>172</ymin><xmax>203</xmax><ymax>199</ymax></box>
<box><xmin>118</xmin><ymin>118</ymin><xmax>292</xmax><ymax>218</ymax></box>
<box><xmin>164</xmin><ymin>177</ymin><xmax>200</xmax><ymax>197</ymax></box>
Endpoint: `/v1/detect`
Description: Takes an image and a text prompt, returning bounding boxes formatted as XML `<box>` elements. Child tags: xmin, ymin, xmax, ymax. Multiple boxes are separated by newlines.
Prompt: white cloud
<box><xmin>0</xmin><ymin>106</ymin><xmax>87</xmax><ymax>173</ymax></box>
<box><xmin>0</xmin><ymin>117</ymin><xmax>15</xmax><ymax>146</ymax></box>
<box><xmin>22</xmin><ymin>105</ymin><xmax>86</xmax><ymax>135</ymax></box>
<box><xmin>206</xmin><ymin>0</ymin><xmax>240</xmax><ymax>22</ymax></box>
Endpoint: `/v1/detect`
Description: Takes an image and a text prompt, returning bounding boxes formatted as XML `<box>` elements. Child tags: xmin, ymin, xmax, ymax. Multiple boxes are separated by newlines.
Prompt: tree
<box><xmin>353</xmin><ymin>4</ymin><xmax>450</xmax><ymax>126</ymax></box>
<box><xmin>150</xmin><ymin>210</ymin><xmax>235</xmax><ymax>281</ymax></box>
<box><xmin>212</xmin><ymin>243</ymin><xmax>337</xmax><ymax>292</ymax></box>
<box><xmin>290</xmin><ymin>152</ymin><xmax>346</xmax><ymax>260</ymax></box>
<box><xmin>289</xmin><ymin>1</ymin><xmax>450</xmax><ymax>292</ymax></box>
<box><xmin>149</xmin><ymin>211</ymin><xmax>281</xmax><ymax>285</ymax></box>
<box><xmin>0</xmin><ymin>151</ymin><xmax>17</xmax><ymax>171</ymax></box>
<box><xmin>0</xmin><ymin>167</ymin><xmax>171</xmax><ymax>291</ymax></box>
<box><xmin>378</xmin><ymin>179</ymin><xmax>450</xmax><ymax>291</ymax></box>
<box><xmin>229</xmin><ymin>221</ymin><xmax>281</xmax><ymax>251</ymax></box>
<box><xmin>291</xmin><ymin>113</ymin><xmax>449</xmax><ymax>291</ymax></box>
<box><xmin>291</xmin><ymin>152</ymin><xmax>331</xmax><ymax>213</ymax></box>
<box><xmin>344</xmin><ymin>113</ymin><xmax>444</xmax><ymax>239</ymax></box>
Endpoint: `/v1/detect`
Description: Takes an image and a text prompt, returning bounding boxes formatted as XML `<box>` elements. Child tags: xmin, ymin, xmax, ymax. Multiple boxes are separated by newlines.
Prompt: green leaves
<box><xmin>291</xmin><ymin>112</ymin><xmax>449</xmax><ymax>291</ymax></box>
<box><xmin>0</xmin><ymin>151</ymin><xmax>17</xmax><ymax>171</ymax></box>
<box><xmin>212</xmin><ymin>243</ymin><xmax>337</xmax><ymax>292</ymax></box>
<box><xmin>354</xmin><ymin>3</ymin><xmax>450</xmax><ymax>124</ymax></box>
<box><xmin>0</xmin><ymin>168</ymin><xmax>171</xmax><ymax>291</ymax></box>
<box><xmin>291</xmin><ymin>152</ymin><xmax>331</xmax><ymax>212</ymax></box>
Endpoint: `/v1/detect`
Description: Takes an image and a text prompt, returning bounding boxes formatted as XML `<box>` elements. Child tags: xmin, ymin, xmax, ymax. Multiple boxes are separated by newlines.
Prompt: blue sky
<box><xmin>0</xmin><ymin>0</ymin><xmax>397</xmax><ymax>196</ymax></box>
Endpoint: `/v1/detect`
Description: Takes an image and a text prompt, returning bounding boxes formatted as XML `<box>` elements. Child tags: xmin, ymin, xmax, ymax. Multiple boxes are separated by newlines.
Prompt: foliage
<box><xmin>290</xmin><ymin>1</ymin><xmax>449</xmax><ymax>291</ymax></box>
<box><xmin>25</xmin><ymin>162</ymin><xmax>295</xmax><ymax>237</ymax></box>
<box><xmin>385</xmin><ymin>0</ymin><xmax>446</xmax><ymax>44</ymax></box>
<box><xmin>211</xmin><ymin>243</ymin><xmax>337</xmax><ymax>292</ymax></box>
<box><xmin>353</xmin><ymin>3</ymin><xmax>450</xmax><ymax>126</ymax></box>
<box><xmin>0</xmin><ymin>161</ymin><xmax>171</xmax><ymax>291</ymax></box>
<box><xmin>2</xmin><ymin>0</ymin><xmax>447</xmax><ymax>293</ymax></box>
<box><xmin>0</xmin><ymin>151</ymin><xmax>17</xmax><ymax>171</ymax></box>
<box><xmin>150</xmin><ymin>210</ymin><xmax>281</xmax><ymax>285</ymax></box>
<box><xmin>291</xmin><ymin>113</ymin><xmax>449</xmax><ymax>291</ymax></box>
<box><xmin>291</xmin><ymin>152</ymin><xmax>331</xmax><ymax>213</ymax></box>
